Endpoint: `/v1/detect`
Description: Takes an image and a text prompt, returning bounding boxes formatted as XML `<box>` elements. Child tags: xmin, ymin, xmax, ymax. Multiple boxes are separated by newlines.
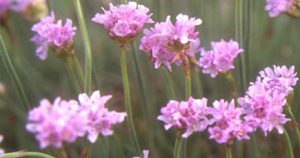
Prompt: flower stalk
<box><xmin>225</xmin><ymin>145</ymin><xmax>233</xmax><ymax>158</ymax></box>
<box><xmin>120</xmin><ymin>46</ymin><xmax>141</xmax><ymax>154</ymax></box>
<box><xmin>283</xmin><ymin>128</ymin><xmax>295</xmax><ymax>158</ymax></box>
<box><xmin>73</xmin><ymin>0</ymin><xmax>92</xmax><ymax>94</ymax></box>
<box><xmin>0</xmin><ymin>32</ymin><xmax>30</xmax><ymax>111</ymax></box>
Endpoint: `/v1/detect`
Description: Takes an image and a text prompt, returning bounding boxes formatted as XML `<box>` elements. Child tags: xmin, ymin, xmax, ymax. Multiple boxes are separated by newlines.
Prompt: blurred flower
<box><xmin>10</xmin><ymin>0</ymin><xmax>48</xmax><ymax>21</ymax></box>
<box><xmin>31</xmin><ymin>12</ymin><xmax>76</xmax><ymax>60</ymax></box>
<box><xmin>264</xmin><ymin>0</ymin><xmax>293</xmax><ymax>17</ymax></box>
<box><xmin>0</xmin><ymin>0</ymin><xmax>11</xmax><ymax>15</ymax></box>
<box><xmin>238</xmin><ymin>65</ymin><xmax>297</xmax><ymax>135</ymax></box>
<box><xmin>140</xmin><ymin>14</ymin><xmax>201</xmax><ymax>71</ymax></box>
<box><xmin>92</xmin><ymin>2</ymin><xmax>153</xmax><ymax>44</ymax></box>
<box><xmin>0</xmin><ymin>135</ymin><xmax>4</xmax><ymax>155</ymax></box>
<box><xmin>78</xmin><ymin>90</ymin><xmax>127</xmax><ymax>143</ymax></box>
<box><xmin>27</xmin><ymin>90</ymin><xmax>127</xmax><ymax>148</ymax></box>
<box><xmin>199</xmin><ymin>39</ymin><xmax>243</xmax><ymax>78</ymax></box>
<box><xmin>26</xmin><ymin>98</ymin><xmax>87</xmax><ymax>149</ymax></box>
<box><xmin>157</xmin><ymin>97</ymin><xmax>211</xmax><ymax>138</ymax></box>
<box><xmin>133</xmin><ymin>150</ymin><xmax>149</xmax><ymax>158</ymax></box>
<box><xmin>208</xmin><ymin>99</ymin><xmax>251</xmax><ymax>144</ymax></box>
<box><xmin>0</xmin><ymin>82</ymin><xmax>6</xmax><ymax>95</ymax></box>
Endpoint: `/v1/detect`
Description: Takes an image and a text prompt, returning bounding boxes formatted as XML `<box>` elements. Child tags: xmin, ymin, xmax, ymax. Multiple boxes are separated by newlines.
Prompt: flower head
<box><xmin>31</xmin><ymin>12</ymin><xmax>76</xmax><ymax>60</ymax></box>
<box><xmin>78</xmin><ymin>90</ymin><xmax>127</xmax><ymax>143</ymax></box>
<box><xmin>208</xmin><ymin>99</ymin><xmax>251</xmax><ymax>144</ymax></box>
<box><xmin>199</xmin><ymin>39</ymin><xmax>243</xmax><ymax>78</ymax></box>
<box><xmin>264</xmin><ymin>0</ymin><xmax>293</xmax><ymax>17</ymax></box>
<box><xmin>238</xmin><ymin>65</ymin><xmax>297</xmax><ymax>135</ymax></box>
<box><xmin>140</xmin><ymin>14</ymin><xmax>202</xmax><ymax>71</ymax></box>
<box><xmin>26</xmin><ymin>98</ymin><xmax>86</xmax><ymax>149</ymax></box>
<box><xmin>92</xmin><ymin>2</ymin><xmax>153</xmax><ymax>44</ymax></box>
<box><xmin>157</xmin><ymin>97</ymin><xmax>211</xmax><ymax>138</ymax></box>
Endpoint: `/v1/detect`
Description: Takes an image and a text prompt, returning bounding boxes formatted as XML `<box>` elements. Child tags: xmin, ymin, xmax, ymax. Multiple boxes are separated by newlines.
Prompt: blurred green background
<box><xmin>0</xmin><ymin>0</ymin><xmax>300</xmax><ymax>157</ymax></box>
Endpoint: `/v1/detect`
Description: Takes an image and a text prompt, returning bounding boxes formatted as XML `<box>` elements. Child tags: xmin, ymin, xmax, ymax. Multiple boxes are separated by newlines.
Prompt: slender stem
<box><xmin>225</xmin><ymin>73</ymin><xmax>238</xmax><ymax>100</ymax></box>
<box><xmin>235</xmin><ymin>0</ymin><xmax>247</xmax><ymax>92</ymax></box>
<box><xmin>0</xmin><ymin>32</ymin><xmax>30</xmax><ymax>111</ymax></box>
<box><xmin>56</xmin><ymin>147</ymin><xmax>68</xmax><ymax>158</ymax></box>
<box><xmin>286</xmin><ymin>105</ymin><xmax>300</xmax><ymax>145</ymax></box>
<box><xmin>0</xmin><ymin>151</ymin><xmax>54</xmax><ymax>158</ymax></box>
<box><xmin>174</xmin><ymin>132</ymin><xmax>183</xmax><ymax>158</ymax></box>
<box><xmin>283</xmin><ymin>128</ymin><xmax>295</xmax><ymax>158</ymax></box>
<box><xmin>185</xmin><ymin>76</ymin><xmax>191</xmax><ymax>99</ymax></box>
<box><xmin>225</xmin><ymin>146</ymin><xmax>232</xmax><ymax>158</ymax></box>
<box><xmin>73</xmin><ymin>0</ymin><xmax>92</xmax><ymax>94</ymax></box>
<box><xmin>120</xmin><ymin>46</ymin><xmax>141</xmax><ymax>154</ymax></box>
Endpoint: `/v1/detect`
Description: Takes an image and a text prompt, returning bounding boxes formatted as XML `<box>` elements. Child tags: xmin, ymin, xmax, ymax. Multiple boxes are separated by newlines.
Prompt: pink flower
<box><xmin>157</xmin><ymin>97</ymin><xmax>211</xmax><ymax>138</ymax></box>
<box><xmin>78</xmin><ymin>90</ymin><xmax>127</xmax><ymax>143</ymax></box>
<box><xmin>31</xmin><ymin>12</ymin><xmax>76</xmax><ymax>60</ymax></box>
<box><xmin>26</xmin><ymin>98</ymin><xmax>86</xmax><ymax>149</ymax></box>
<box><xmin>92</xmin><ymin>2</ymin><xmax>153</xmax><ymax>43</ymax></box>
<box><xmin>264</xmin><ymin>0</ymin><xmax>293</xmax><ymax>17</ymax></box>
<box><xmin>199</xmin><ymin>39</ymin><xmax>243</xmax><ymax>78</ymax></box>
<box><xmin>208</xmin><ymin>99</ymin><xmax>251</xmax><ymax>144</ymax></box>
<box><xmin>140</xmin><ymin>14</ymin><xmax>202</xmax><ymax>71</ymax></box>
<box><xmin>238</xmin><ymin>65</ymin><xmax>297</xmax><ymax>135</ymax></box>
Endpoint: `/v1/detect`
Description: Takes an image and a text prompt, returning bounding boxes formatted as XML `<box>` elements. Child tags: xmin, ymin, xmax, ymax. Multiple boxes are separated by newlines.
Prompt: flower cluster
<box><xmin>26</xmin><ymin>90</ymin><xmax>126</xmax><ymax>149</ymax></box>
<box><xmin>208</xmin><ymin>100</ymin><xmax>251</xmax><ymax>144</ymax></box>
<box><xmin>92</xmin><ymin>2</ymin><xmax>153</xmax><ymax>44</ymax></box>
<box><xmin>158</xmin><ymin>98</ymin><xmax>252</xmax><ymax>144</ymax></box>
<box><xmin>198</xmin><ymin>39</ymin><xmax>243</xmax><ymax>78</ymax></box>
<box><xmin>264</xmin><ymin>0</ymin><xmax>293</xmax><ymax>17</ymax></box>
<box><xmin>157</xmin><ymin>97</ymin><xmax>211</xmax><ymax>138</ymax></box>
<box><xmin>31</xmin><ymin>12</ymin><xmax>76</xmax><ymax>60</ymax></box>
<box><xmin>140</xmin><ymin>14</ymin><xmax>202</xmax><ymax>71</ymax></box>
<box><xmin>238</xmin><ymin>65</ymin><xmax>297</xmax><ymax>135</ymax></box>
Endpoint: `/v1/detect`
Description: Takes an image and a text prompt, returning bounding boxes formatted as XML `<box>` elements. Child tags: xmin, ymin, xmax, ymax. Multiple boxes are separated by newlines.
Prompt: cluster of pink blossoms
<box><xmin>31</xmin><ymin>12</ymin><xmax>76</xmax><ymax>60</ymax></box>
<box><xmin>264</xmin><ymin>0</ymin><xmax>293</xmax><ymax>17</ymax></box>
<box><xmin>26</xmin><ymin>90</ymin><xmax>126</xmax><ymax>149</ymax></box>
<box><xmin>238</xmin><ymin>65</ymin><xmax>298</xmax><ymax>135</ymax></box>
<box><xmin>208</xmin><ymin>100</ymin><xmax>251</xmax><ymax>144</ymax></box>
<box><xmin>92</xmin><ymin>2</ymin><xmax>153</xmax><ymax>44</ymax></box>
<box><xmin>157</xmin><ymin>97</ymin><xmax>251</xmax><ymax>143</ymax></box>
<box><xmin>198</xmin><ymin>39</ymin><xmax>243</xmax><ymax>78</ymax></box>
<box><xmin>140</xmin><ymin>14</ymin><xmax>202</xmax><ymax>71</ymax></box>
<box><xmin>157</xmin><ymin>97</ymin><xmax>211</xmax><ymax>138</ymax></box>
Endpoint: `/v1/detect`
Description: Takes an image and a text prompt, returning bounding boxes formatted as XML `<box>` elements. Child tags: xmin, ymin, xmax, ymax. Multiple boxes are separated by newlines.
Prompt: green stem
<box><xmin>0</xmin><ymin>32</ymin><xmax>30</xmax><ymax>111</ymax></box>
<box><xmin>225</xmin><ymin>146</ymin><xmax>232</xmax><ymax>158</ymax></box>
<box><xmin>235</xmin><ymin>0</ymin><xmax>247</xmax><ymax>92</ymax></box>
<box><xmin>174</xmin><ymin>132</ymin><xmax>183</xmax><ymax>158</ymax></box>
<box><xmin>185</xmin><ymin>76</ymin><xmax>191</xmax><ymax>99</ymax></box>
<box><xmin>73</xmin><ymin>0</ymin><xmax>92</xmax><ymax>94</ymax></box>
<box><xmin>286</xmin><ymin>105</ymin><xmax>300</xmax><ymax>145</ymax></box>
<box><xmin>283</xmin><ymin>128</ymin><xmax>295</xmax><ymax>158</ymax></box>
<box><xmin>0</xmin><ymin>151</ymin><xmax>54</xmax><ymax>158</ymax></box>
<box><xmin>120</xmin><ymin>46</ymin><xmax>141</xmax><ymax>154</ymax></box>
